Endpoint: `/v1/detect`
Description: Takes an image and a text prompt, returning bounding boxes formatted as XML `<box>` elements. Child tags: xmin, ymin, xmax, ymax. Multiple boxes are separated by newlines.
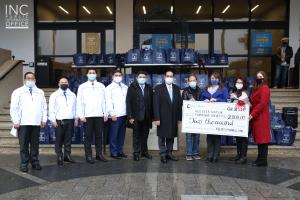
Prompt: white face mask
<box><xmin>113</xmin><ymin>76</ymin><xmax>122</xmax><ymax>83</ymax></box>
<box><xmin>25</xmin><ymin>80</ymin><xmax>35</xmax><ymax>88</ymax></box>
<box><xmin>165</xmin><ymin>77</ymin><xmax>174</xmax><ymax>85</ymax></box>
<box><xmin>188</xmin><ymin>81</ymin><xmax>197</xmax><ymax>88</ymax></box>
<box><xmin>235</xmin><ymin>83</ymin><xmax>243</xmax><ymax>90</ymax></box>
<box><xmin>137</xmin><ymin>77</ymin><xmax>146</xmax><ymax>85</ymax></box>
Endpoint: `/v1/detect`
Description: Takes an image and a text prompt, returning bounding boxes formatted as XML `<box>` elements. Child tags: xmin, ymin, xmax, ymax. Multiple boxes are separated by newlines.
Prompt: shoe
<box><xmin>213</xmin><ymin>158</ymin><xmax>219</xmax><ymax>163</ymax></box>
<box><xmin>273</xmin><ymin>86</ymin><xmax>278</xmax><ymax>89</ymax></box>
<box><xmin>206</xmin><ymin>157</ymin><xmax>213</xmax><ymax>162</ymax></box>
<box><xmin>161</xmin><ymin>156</ymin><xmax>167</xmax><ymax>163</ymax></box>
<box><xmin>96</xmin><ymin>154</ymin><xmax>107</xmax><ymax>162</ymax></box>
<box><xmin>235</xmin><ymin>157</ymin><xmax>247</xmax><ymax>164</ymax></box>
<box><xmin>57</xmin><ymin>156</ymin><xmax>63</xmax><ymax>166</ymax></box>
<box><xmin>193</xmin><ymin>155</ymin><xmax>201</xmax><ymax>160</ymax></box>
<box><xmin>141</xmin><ymin>152</ymin><xmax>152</xmax><ymax>159</ymax></box>
<box><xmin>32</xmin><ymin>163</ymin><xmax>42</xmax><ymax>170</ymax></box>
<box><xmin>166</xmin><ymin>154</ymin><xmax>179</xmax><ymax>161</ymax></box>
<box><xmin>118</xmin><ymin>153</ymin><xmax>128</xmax><ymax>158</ymax></box>
<box><xmin>186</xmin><ymin>156</ymin><xmax>193</xmax><ymax>161</ymax></box>
<box><xmin>20</xmin><ymin>166</ymin><xmax>28</xmax><ymax>173</ymax></box>
<box><xmin>86</xmin><ymin>157</ymin><xmax>95</xmax><ymax>164</ymax></box>
<box><xmin>252</xmin><ymin>160</ymin><xmax>267</xmax><ymax>167</ymax></box>
<box><xmin>64</xmin><ymin>155</ymin><xmax>75</xmax><ymax>163</ymax></box>
<box><xmin>133</xmin><ymin>155</ymin><xmax>140</xmax><ymax>161</ymax></box>
<box><xmin>229</xmin><ymin>155</ymin><xmax>240</xmax><ymax>161</ymax></box>
<box><xmin>110</xmin><ymin>154</ymin><xmax>121</xmax><ymax>159</ymax></box>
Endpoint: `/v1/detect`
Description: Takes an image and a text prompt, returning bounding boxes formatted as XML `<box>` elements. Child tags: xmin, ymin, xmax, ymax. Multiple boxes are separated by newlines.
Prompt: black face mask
<box><xmin>60</xmin><ymin>84</ymin><xmax>69</xmax><ymax>91</ymax></box>
<box><xmin>282</xmin><ymin>42</ymin><xmax>288</xmax><ymax>46</ymax></box>
<box><xmin>256</xmin><ymin>79</ymin><xmax>264</xmax><ymax>85</ymax></box>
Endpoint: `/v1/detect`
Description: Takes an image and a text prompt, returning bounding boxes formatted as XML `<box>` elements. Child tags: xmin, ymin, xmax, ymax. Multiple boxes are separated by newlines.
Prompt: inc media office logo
<box><xmin>5</xmin><ymin>4</ymin><xmax>29</xmax><ymax>29</ymax></box>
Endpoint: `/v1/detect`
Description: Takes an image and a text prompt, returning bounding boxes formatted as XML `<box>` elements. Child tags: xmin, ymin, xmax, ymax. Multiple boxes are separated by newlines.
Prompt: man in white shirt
<box><xmin>105</xmin><ymin>70</ymin><xmax>128</xmax><ymax>159</ymax></box>
<box><xmin>77</xmin><ymin>69</ymin><xmax>107</xmax><ymax>164</ymax></box>
<box><xmin>10</xmin><ymin>72</ymin><xmax>47</xmax><ymax>172</ymax></box>
<box><xmin>49</xmin><ymin>77</ymin><xmax>77</xmax><ymax>166</ymax></box>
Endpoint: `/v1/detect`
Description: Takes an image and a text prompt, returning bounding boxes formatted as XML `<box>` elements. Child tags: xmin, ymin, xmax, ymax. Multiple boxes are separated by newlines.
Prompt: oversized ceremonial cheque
<box><xmin>182</xmin><ymin>101</ymin><xmax>249</xmax><ymax>137</ymax></box>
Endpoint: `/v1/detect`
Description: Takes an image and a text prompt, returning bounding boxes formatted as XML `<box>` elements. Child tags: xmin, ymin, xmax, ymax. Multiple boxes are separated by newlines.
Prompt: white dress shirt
<box><xmin>10</xmin><ymin>85</ymin><xmax>47</xmax><ymax>126</ymax></box>
<box><xmin>76</xmin><ymin>80</ymin><xmax>106</xmax><ymax>118</ymax></box>
<box><xmin>49</xmin><ymin>88</ymin><xmax>77</xmax><ymax>122</ymax></box>
<box><xmin>105</xmin><ymin>81</ymin><xmax>128</xmax><ymax>117</ymax></box>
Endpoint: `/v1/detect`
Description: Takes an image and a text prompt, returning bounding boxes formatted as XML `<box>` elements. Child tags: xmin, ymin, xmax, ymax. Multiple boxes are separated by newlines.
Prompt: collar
<box><xmin>59</xmin><ymin>88</ymin><xmax>69</xmax><ymax>93</ymax></box>
<box><xmin>165</xmin><ymin>83</ymin><xmax>173</xmax><ymax>88</ymax></box>
<box><xmin>23</xmin><ymin>85</ymin><xmax>37</xmax><ymax>91</ymax></box>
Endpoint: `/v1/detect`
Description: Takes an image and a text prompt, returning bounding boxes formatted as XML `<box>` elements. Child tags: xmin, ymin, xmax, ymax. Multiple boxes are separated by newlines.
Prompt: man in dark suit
<box><xmin>153</xmin><ymin>70</ymin><xmax>182</xmax><ymax>163</ymax></box>
<box><xmin>126</xmin><ymin>71</ymin><xmax>153</xmax><ymax>161</ymax></box>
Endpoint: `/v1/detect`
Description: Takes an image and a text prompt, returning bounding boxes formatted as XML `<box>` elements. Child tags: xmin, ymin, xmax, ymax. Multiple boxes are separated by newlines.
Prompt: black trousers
<box><xmin>207</xmin><ymin>135</ymin><xmax>221</xmax><ymax>160</ymax></box>
<box><xmin>18</xmin><ymin>126</ymin><xmax>40</xmax><ymax>167</ymax></box>
<box><xmin>84</xmin><ymin>117</ymin><xmax>104</xmax><ymax>158</ymax></box>
<box><xmin>158</xmin><ymin>137</ymin><xmax>174</xmax><ymax>157</ymax></box>
<box><xmin>236</xmin><ymin>137</ymin><xmax>248</xmax><ymax>158</ymax></box>
<box><xmin>55</xmin><ymin>119</ymin><xmax>74</xmax><ymax>158</ymax></box>
<box><xmin>133</xmin><ymin>120</ymin><xmax>150</xmax><ymax>155</ymax></box>
<box><xmin>257</xmin><ymin>144</ymin><xmax>269</xmax><ymax>163</ymax></box>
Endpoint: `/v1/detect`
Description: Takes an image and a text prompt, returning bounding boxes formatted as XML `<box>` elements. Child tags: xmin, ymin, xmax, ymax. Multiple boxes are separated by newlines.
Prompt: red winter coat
<box><xmin>250</xmin><ymin>84</ymin><xmax>271</xmax><ymax>144</ymax></box>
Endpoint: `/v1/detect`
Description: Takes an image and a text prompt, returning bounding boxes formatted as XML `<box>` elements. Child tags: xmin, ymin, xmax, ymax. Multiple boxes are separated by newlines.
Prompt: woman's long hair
<box><xmin>233</xmin><ymin>77</ymin><xmax>247</xmax><ymax>97</ymax></box>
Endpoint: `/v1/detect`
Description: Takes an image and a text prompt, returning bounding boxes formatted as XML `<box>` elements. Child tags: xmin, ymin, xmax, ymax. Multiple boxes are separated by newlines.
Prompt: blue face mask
<box><xmin>87</xmin><ymin>74</ymin><xmax>96</xmax><ymax>81</ymax></box>
<box><xmin>25</xmin><ymin>80</ymin><xmax>35</xmax><ymax>88</ymax></box>
<box><xmin>211</xmin><ymin>79</ymin><xmax>219</xmax><ymax>85</ymax></box>
<box><xmin>137</xmin><ymin>77</ymin><xmax>146</xmax><ymax>85</ymax></box>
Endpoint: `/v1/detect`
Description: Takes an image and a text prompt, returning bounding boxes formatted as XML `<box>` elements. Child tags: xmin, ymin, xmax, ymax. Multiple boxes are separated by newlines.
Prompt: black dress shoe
<box><xmin>133</xmin><ymin>155</ymin><xmax>140</xmax><ymax>161</ymax></box>
<box><xmin>141</xmin><ymin>153</ymin><xmax>152</xmax><ymax>159</ymax></box>
<box><xmin>96</xmin><ymin>154</ymin><xmax>107</xmax><ymax>162</ymax></box>
<box><xmin>213</xmin><ymin>158</ymin><xmax>219</xmax><ymax>163</ymax></box>
<box><xmin>161</xmin><ymin>156</ymin><xmax>167</xmax><ymax>163</ymax></box>
<box><xmin>166</xmin><ymin>154</ymin><xmax>179</xmax><ymax>161</ymax></box>
<box><xmin>57</xmin><ymin>156</ymin><xmax>63</xmax><ymax>166</ymax></box>
<box><xmin>32</xmin><ymin>163</ymin><xmax>42</xmax><ymax>170</ymax></box>
<box><xmin>229</xmin><ymin>155</ymin><xmax>240</xmax><ymax>161</ymax></box>
<box><xmin>206</xmin><ymin>157</ymin><xmax>213</xmax><ymax>162</ymax></box>
<box><xmin>64</xmin><ymin>156</ymin><xmax>75</xmax><ymax>163</ymax></box>
<box><xmin>252</xmin><ymin>160</ymin><xmax>267</xmax><ymax>167</ymax></box>
<box><xmin>118</xmin><ymin>153</ymin><xmax>128</xmax><ymax>158</ymax></box>
<box><xmin>86</xmin><ymin>157</ymin><xmax>95</xmax><ymax>164</ymax></box>
<box><xmin>235</xmin><ymin>157</ymin><xmax>247</xmax><ymax>164</ymax></box>
<box><xmin>111</xmin><ymin>154</ymin><xmax>121</xmax><ymax>159</ymax></box>
<box><xmin>20</xmin><ymin>166</ymin><xmax>28</xmax><ymax>173</ymax></box>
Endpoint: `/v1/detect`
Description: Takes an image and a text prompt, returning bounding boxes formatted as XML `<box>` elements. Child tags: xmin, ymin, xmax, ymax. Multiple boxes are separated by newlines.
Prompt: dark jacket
<box><xmin>182</xmin><ymin>86</ymin><xmax>201</xmax><ymax>101</ymax></box>
<box><xmin>153</xmin><ymin>83</ymin><xmax>182</xmax><ymax>138</ymax></box>
<box><xmin>295</xmin><ymin>47</ymin><xmax>300</xmax><ymax>67</ymax></box>
<box><xmin>199</xmin><ymin>87</ymin><xmax>229</xmax><ymax>102</ymax></box>
<box><xmin>275</xmin><ymin>45</ymin><xmax>293</xmax><ymax>64</ymax></box>
<box><xmin>126</xmin><ymin>81</ymin><xmax>153</xmax><ymax>128</ymax></box>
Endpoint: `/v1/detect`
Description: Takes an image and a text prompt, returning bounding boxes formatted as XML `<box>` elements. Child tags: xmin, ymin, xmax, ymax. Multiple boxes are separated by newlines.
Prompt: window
<box><xmin>251</xmin><ymin>0</ymin><xmax>287</xmax><ymax>21</ymax></box>
<box><xmin>214</xmin><ymin>0</ymin><xmax>249</xmax><ymax>22</ymax></box>
<box><xmin>37</xmin><ymin>0</ymin><xmax>76</xmax><ymax>22</ymax></box>
<box><xmin>214</xmin><ymin>29</ymin><xmax>248</xmax><ymax>55</ymax></box>
<box><xmin>135</xmin><ymin>0</ymin><xmax>173</xmax><ymax>21</ymax></box>
<box><xmin>250</xmin><ymin>57</ymin><xmax>272</xmax><ymax>84</ymax></box>
<box><xmin>79</xmin><ymin>0</ymin><xmax>114</xmax><ymax>21</ymax></box>
<box><xmin>38</xmin><ymin>30</ymin><xmax>77</xmax><ymax>55</ymax></box>
<box><xmin>105</xmin><ymin>30</ymin><xmax>115</xmax><ymax>54</ymax></box>
<box><xmin>223</xmin><ymin>57</ymin><xmax>248</xmax><ymax>78</ymax></box>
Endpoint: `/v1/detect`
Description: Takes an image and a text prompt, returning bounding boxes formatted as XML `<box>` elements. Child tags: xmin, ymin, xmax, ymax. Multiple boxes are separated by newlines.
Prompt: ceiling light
<box><xmin>251</xmin><ymin>4</ymin><xmax>259</xmax><ymax>12</ymax></box>
<box><xmin>142</xmin><ymin>5</ymin><xmax>146</xmax><ymax>15</ymax></box>
<box><xmin>222</xmin><ymin>5</ymin><xmax>230</xmax><ymax>14</ymax></box>
<box><xmin>196</xmin><ymin>5</ymin><xmax>202</xmax><ymax>14</ymax></box>
<box><xmin>82</xmin><ymin>6</ymin><xmax>91</xmax><ymax>14</ymax></box>
<box><xmin>58</xmin><ymin>6</ymin><xmax>69</xmax><ymax>14</ymax></box>
<box><xmin>106</xmin><ymin>6</ymin><xmax>113</xmax><ymax>15</ymax></box>
<box><xmin>170</xmin><ymin>5</ymin><xmax>173</xmax><ymax>14</ymax></box>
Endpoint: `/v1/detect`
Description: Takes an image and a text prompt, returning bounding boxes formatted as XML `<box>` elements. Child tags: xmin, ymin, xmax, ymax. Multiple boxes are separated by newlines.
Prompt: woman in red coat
<box><xmin>249</xmin><ymin>71</ymin><xmax>271</xmax><ymax>167</ymax></box>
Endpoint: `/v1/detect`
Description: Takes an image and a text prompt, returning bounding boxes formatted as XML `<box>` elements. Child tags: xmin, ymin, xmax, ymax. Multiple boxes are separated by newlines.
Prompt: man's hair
<box><xmin>59</xmin><ymin>76</ymin><xmax>69</xmax><ymax>82</ymax></box>
<box><xmin>165</xmin><ymin>69</ymin><xmax>175</xmax><ymax>75</ymax></box>
<box><xmin>136</xmin><ymin>71</ymin><xmax>148</xmax><ymax>76</ymax></box>
<box><xmin>24</xmin><ymin>72</ymin><xmax>35</xmax><ymax>79</ymax></box>
<box><xmin>87</xmin><ymin>69</ymin><xmax>96</xmax><ymax>73</ymax></box>
<box><xmin>112</xmin><ymin>69</ymin><xmax>122</xmax><ymax>75</ymax></box>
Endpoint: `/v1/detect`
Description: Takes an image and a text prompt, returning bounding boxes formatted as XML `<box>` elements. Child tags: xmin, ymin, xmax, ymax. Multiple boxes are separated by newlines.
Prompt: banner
<box><xmin>152</xmin><ymin>34</ymin><xmax>172</xmax><ymax>49</ymax></box>
<box><xmin>182</xmin><ymin>101</ymin><xmax>249</xmax><ymax>137</ymax></box>
<box><xmin>251</xmin><ymin>32</ymin><xmax>272</xmax><ymax>55</ymax></box>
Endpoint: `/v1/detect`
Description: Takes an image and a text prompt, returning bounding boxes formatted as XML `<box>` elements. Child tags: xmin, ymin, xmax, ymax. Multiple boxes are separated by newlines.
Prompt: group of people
<box><xmin>10</xmin><ymin>68</ymin><xmax>271</xmax><ymax>173</ymax></box>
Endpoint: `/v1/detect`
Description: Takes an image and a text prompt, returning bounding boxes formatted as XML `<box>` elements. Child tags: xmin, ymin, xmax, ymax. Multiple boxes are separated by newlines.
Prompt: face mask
<box><xmin>211</xmin><ymin>79</ymin><xmax>219</xmax><ymax>85</ymax></box>
<box><xmin>188</xmin><ymin>81</ymin><xmax>197</xmax><ymax>88</ymax></box>
<box><xmin>60</xmin><ymin>84</ymin><xmax>69</xmax><ymax>91</ymax></box>
<box><xmin>25</xmin><ymin>80</ymin><xmax>35</xmax><ymax>88</ymax></box>
<box><xmin>87</xmin><ymin>74</ymin><xmax>96</xmax><ymax>81</ymax></box>
<box><xmin>256</xmin><ymin>78</ymin><xmax>264</xmax><ymax>85</ymax></box>
<box><xmin>165</xmin><ymin>77</ymin><xmax>173</xmax><ymax>85</ymax></box>
<box><xmin>113</xmin><ymin>76</ymin><xmax>122</xmax><ymax>83</ymax></box>
<box><xmin>235</xmin><ymin>83</ymin><xmax>243</xmax><ymax>90</ymax></box>
<box><xmin>282</xmin><ymin>42</ymin><xmax>288</xmax><ymax>46</ymax></box>
<box><xmin>137</xmin><ymin>77</ymin><xmax>146</xmax><ymax>85</ymax></box>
